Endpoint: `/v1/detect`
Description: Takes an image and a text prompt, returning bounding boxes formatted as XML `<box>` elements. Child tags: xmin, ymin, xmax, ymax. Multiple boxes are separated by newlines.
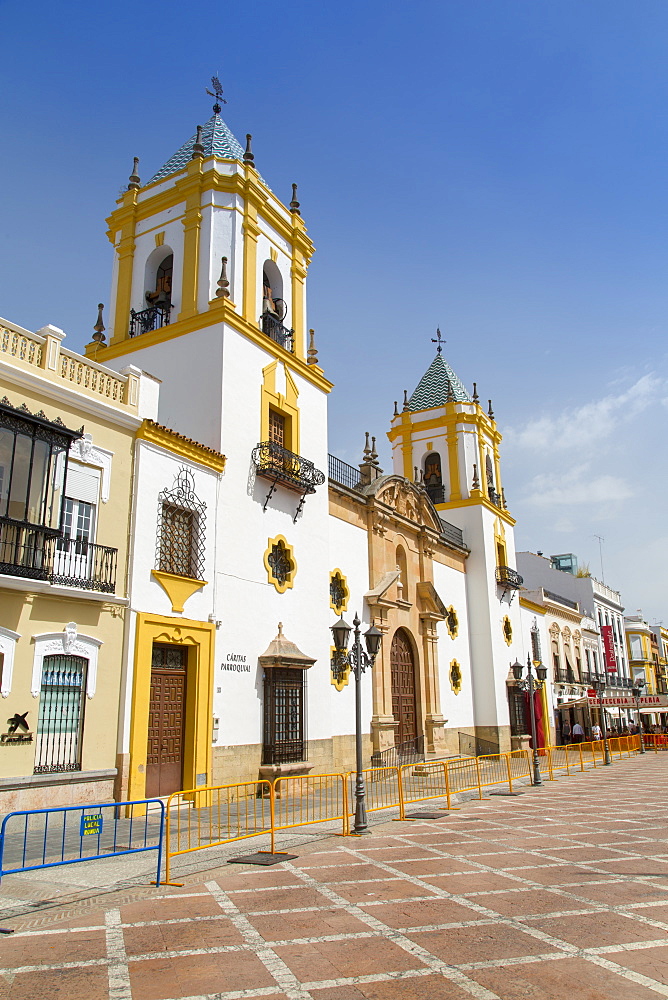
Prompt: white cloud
<box><xmin>524</xmin><ymin>465</ymin><xmax>634</xmax><ymax>508</ymax></box>
<box><xmin>506</xmin><ymin>373</ymin><xmax>664</xmax><ymax>452</ymax></box>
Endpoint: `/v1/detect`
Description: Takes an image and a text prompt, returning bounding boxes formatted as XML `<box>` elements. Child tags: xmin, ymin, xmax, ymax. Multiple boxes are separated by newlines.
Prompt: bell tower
<box><xmin>85</xmin><ymin>85</ymin><xmax>331</xmax><ymax>451</ymax></box>
<box><xmin>387</xmin><ymin>332</ymin><xmax>524</xmax><ymax>750</ymax></box>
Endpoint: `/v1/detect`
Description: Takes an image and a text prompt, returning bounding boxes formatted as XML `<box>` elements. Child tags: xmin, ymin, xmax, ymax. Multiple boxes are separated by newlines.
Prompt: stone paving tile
<box><xmin>119</xmin><ymin>890</ymin><xmax>218</xmax><ymax>923</ymax></box>
<box><xmin>572</xmin><ymin>880</ymin><xmax>668</xmax><ymax>905</ymax></box>
<box><xmin>314</xmin><ymin>863</ymin><xmax>395</xmax><ymax>883</ymax></box>
<box><xmin>611</xmin><ymin>944</ymin><xmax>668</xmax><ymax>985</ymax></box>
<box><xmin>420</xmin><ymin>871</ymin><xmax>526</xmax><ymax>893</ymax></box>
<box><xmin>332</xmin><ymin>878</ymin><xmax>439</xmax><ymax>903</ymax></box>
<box><xmin>0</xmin><ymin>926</ymin><xmax>106</xmax><ymax>966</ymax></box>
<box><xmin>123</xmin><ymin>915</ymin><xmax>245</xmax><ymax>954</ymax></box>
<box><xmin>224</xmin><ymin>884</ymin><xmax>334</xmax><ymax>911</ymax></box>
<box><xmin>406</xmin><ymin>922</ymin><xmax>556</xmax><ymax>963</ymax></box>
<box><xmin>515</xmin><ymin>864</ymin><xmax>621</xmax><ymax>885</ymax></box>
<box><xmin>2</xmin><ymin>964</ymin><xmax>110</xmax><ymax>1000</ymax></box>
<box><xmin>248</xmin><ymin>906</ymin><xmax>372</xmax><ymax>940</ymax></box>
<box><xmin>526</xmin><ymin>909</ymin><xmax>667</xmax><ymax>946</ymax></box>
<box><xmin>311</xmin><ymin>975</ymin><xmax>471</xmax><ymax>998</ymax></box>
<box><xmin>473</xmin><ymin>886</ymin><xmax>598</xmax><ymax>917</ymax></box>
<box><xmin>129</xmin><ymin>950</ymin><xmax>276</xmax><ymax>1000</ymax></box>
<box><xmin>387</xmin><ymin>858</ymin><xmax>480</xmax><ymax>876</ymax></box>
<box><xmin>357</xmin><ymin>896</ymin><xmax>487</xmax><ymax>927</ymax></box>
<box><xmin>220</xmin><ymin>868</ymin><xmax>305</xmax><ymax>890</ymax></box>
<box><xmin>276</xmin><ymin>936</ymin><xmax>426</xmax><ymax>980</ymax></box>
<box><xmin>469</xmin><ymin>955</ymin><xmax>664</xmax><ymax>1000</ymax></box>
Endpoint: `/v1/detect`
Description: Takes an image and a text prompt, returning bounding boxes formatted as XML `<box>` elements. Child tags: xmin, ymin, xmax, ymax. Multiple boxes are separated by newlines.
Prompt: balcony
<box><xmin>496</xmin><ymin>565</ymin><xmax>523</xmax><ymax>589</ymax></box>
<box><xmin>129</xmin><ymin>304</ymin><xmax>171</xmax><ymax>338</ymax></box>
<box><xmin>555</xmin><ymin>668</ymin><xmax>578</xmax><ymax>684</ymax></box>
<box><xmin>260</xmin><ymin>312</ymin><xmax>294</xmax><ymax>353</ymax></box>
<box><xmin>0</xmin><ymin>523</ymin><xmax>117</xmax><ymax>594</ymax></box>
<box><xmin>253</xmin><ymin>441</ymin><xmax>325</xmax><ymax>521</ymax></box>
<box><xmin>425</xmin><ymin>482</ymin><xmax>446</xmax><ymax>504</ymax></box>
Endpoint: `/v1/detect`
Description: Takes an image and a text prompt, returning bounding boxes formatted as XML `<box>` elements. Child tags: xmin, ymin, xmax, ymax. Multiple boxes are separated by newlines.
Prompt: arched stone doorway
<box><xmin>390</xmin><ymin>629</ymin><xmax>418</xmax><ymax>745</ymax></box>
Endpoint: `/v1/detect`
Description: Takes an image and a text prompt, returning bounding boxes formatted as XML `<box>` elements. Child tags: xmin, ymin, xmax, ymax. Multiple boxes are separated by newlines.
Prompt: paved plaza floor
<box><xmin>1</xmin><ymin>754</ymin><xmax>668</xmax><ymax>999</ymax></box>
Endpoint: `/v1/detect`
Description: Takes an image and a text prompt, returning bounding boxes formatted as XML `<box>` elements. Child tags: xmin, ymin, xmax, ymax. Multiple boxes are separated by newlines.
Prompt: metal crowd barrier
<box><xmin>273</xmin><ymin>772</ymin><xmax>349</xmax><ymax>838</ymax></box>
<box><xmin>164</xmin><ymin>780</ymin><xmax>273</xmax><ymax>884</ymax></box>
<box><xmin>0</xmin><ymin>798</ymin><xmax>165</xmax><ymax>885</ymax></box>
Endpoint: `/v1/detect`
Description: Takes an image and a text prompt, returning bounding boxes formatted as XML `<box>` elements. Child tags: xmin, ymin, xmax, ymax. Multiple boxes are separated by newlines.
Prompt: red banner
<box><xmin>601</xmin><ymin>625</ymin><xmax>617</xmax><ymax>673</ymax></box>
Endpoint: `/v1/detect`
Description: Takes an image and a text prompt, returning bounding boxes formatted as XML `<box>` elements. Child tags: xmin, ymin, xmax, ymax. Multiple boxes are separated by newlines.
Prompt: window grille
<box><xmin>262</xmin><ymin>667</ymin><xmax>306</xmax><ymax>764</ymax></box>
<box><xmin>156</xmin><ymin>467</ymin><xmax>206</xmax><ymax>579</ymax></box>
<box><xmin>508</xmin><ymin>685</ymin><xmax>527</xmax><ymax>737</ymax></box>
<box><xmin>34</xmin><ymin>654</ymin><xmax>87</xmax><ymax>773</ymax></box>
<box><xmin>268</xmin><ymin>540</ymin><xmax>292</xmax><ymax>586</ymax></box>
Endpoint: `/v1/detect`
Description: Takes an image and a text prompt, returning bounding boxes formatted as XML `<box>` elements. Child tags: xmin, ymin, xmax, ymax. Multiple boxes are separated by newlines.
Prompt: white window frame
<box><xmin>31</xmin><ymin>623</ymin><xmax>102</xmax><ymax>699</ymax></box>
<box><xmin>0</xmin><ymin>626</ymin><xmax>21</xmax><ymax>698</ymax></box>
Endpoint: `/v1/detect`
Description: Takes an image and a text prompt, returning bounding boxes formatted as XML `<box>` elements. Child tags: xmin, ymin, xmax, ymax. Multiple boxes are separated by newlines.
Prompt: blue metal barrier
<box><xmin>0</xmin><ymin>798</ymin><xmax>165</xmax><ymax>885</ymax></box>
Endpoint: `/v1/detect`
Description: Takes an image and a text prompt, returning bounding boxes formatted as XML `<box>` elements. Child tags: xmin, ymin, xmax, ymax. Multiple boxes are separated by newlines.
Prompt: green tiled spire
<box><xmin>148</xmin><ymin>114</ymin><xmax>246</xmax><ymax>184</ymax></box>
<box><xmin>408</xmin><ymin>354</ymin><xmax>472</xmax><ymax>410</ymax></box>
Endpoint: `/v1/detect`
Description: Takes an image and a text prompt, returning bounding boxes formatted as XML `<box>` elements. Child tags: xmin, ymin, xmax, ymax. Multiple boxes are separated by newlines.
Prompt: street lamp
<box><xmin>631</xmin><ymin>678</ymin><xmax>646</xmax><ymax>753</ymax></box>
<box><xmin>511</xmin><ymin>653</ymin><xmax>547</xmax><ymax>786</ymax></box>
<box><xmin>330</xmin><ymin>613</ymin><xmax>382</xmax><ymax>835</ymax></box>
<box><xmin>593</xmin><ymin>679</ymin><xmax>613</xmax><ymax>765</ymax></box>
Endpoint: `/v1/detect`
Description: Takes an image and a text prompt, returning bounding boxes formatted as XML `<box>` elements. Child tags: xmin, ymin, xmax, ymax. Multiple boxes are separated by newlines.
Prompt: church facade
<box><xmin>82</xmin><ymin>99</ymin><xmax>527</xmax><ymax>797</ymax></box>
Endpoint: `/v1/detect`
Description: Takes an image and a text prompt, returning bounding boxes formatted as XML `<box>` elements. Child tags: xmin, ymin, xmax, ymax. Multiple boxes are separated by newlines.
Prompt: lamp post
<box><xmin>511</xmin><ymin>653</ymin><xmax>547</xmax><ymax>786</ymax></box>
<box><xmin>593</xmin><ymin>679</ymin><xmax>612</xmax><ymax>764</ymax></box>
<box><xmin>331</xmin><ymin>613</ymin><xmax>382</xmax><ymax>835</ymax></box>
<box><xmin>631</xmin><ymin>678</ymin><xmax>646</xmax><ymax>753</ymax></box>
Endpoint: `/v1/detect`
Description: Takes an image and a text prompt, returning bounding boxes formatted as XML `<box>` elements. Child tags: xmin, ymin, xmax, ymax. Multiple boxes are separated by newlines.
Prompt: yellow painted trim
<box><xmin>128</xmin><ymin>612</ymin><xmax>215</xmax><ymax>804</ymax></box>
<box><xmin>264</xmin><ymin>535</ymin><xmax>296</xmax><ymax>593</ymax></box>
<box><xmin>178</xmin><ymin>172</ymin><xmax>203</xmax><ymax>321</ymax></box>
<box><xmin>137</xmin><ymin>420</ymin><xmax>226</xmax><ymax>472</ymax></box>
<box><xmin>329</xmin><ymin>568</ymin><xmax>350</xmax><ymax>614</ymax></box>
<box><xmin>151</xmin><ymin>570</ymin><xmax>207</xmax><ymax>613</ymax></box>
<box><xmin>261</xmin><ymin>363</ymin><xmax>300</xmax><ymax>454</ymax></box>
<box><xmin>446</xmin><ymin>422</ymin><xmax>461</xmax><ymax>501</ymax></box>
<box><xmin>446</xmin><ymin>606</ymin><xmax>459</xmax><ymax>639</ymax></box>
<box><xmin>86</xmin><ymin>298</ymin><xmax>334</xmax><ymax>395</ymax></box>
<box><xmin>290</xmin><ymin>253</ymin><xmax>306</xmax><ymax>359</ymax></box>
<box><xmin>449</xmin><ymin>658</ymin><xmax>462</xmax><ymax>695</ymax></box>
<box><xmin>502</xmin><ymin>615</ymin><xmax>513</xmax><ymax>646</ymax></box>
<box><xmin>519</xmin><ymin>597</ymin><xmax>546</xmax><ymax>616</ymax></box>
<box><xmin>330</xmin><ymin>643</ymin><xmax>350</xmax><ymax>691</ymax></box>
<box><xmin>434</xmin><ymin>496</ymin><xmax>516</xmax><ymax>526</ymax></box>
<box><xmin>400</xmin><ymin>411</ymin><xmax>413</xmax><ymax>479</ymax></box>
<box><xmin>242</xmin><ymin>207</ymin><xmax>260</xmax><ymax>323</ymax></box>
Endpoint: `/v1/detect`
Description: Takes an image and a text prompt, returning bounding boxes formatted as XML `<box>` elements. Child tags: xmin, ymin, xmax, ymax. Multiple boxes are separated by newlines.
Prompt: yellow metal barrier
<box><xmin>400</xmin><ymin>760</ymin><xmax>451</xmax><ymax>812</ymax></box>
<box><xmin>347</xmin><ymin>767</ymin><xmax>404</xmax><ymax>819</ymax></box>
<box><xmin>445</xmin><ymin>756</ymin><xmax>484</xmax><ymax>800</ymax></box>
<box><xmin>477</xmin><ymin>753</ymin><xmax>518</xmax><ymax>792</ymax></box>
<box><xmin>273</xmin><ymin>772</ymin><xmax>349</xmax><ymax>837</ymax></box>
<box><xmin>164</xmin><ymin>780</ymin><xmax>273</xmax><ymax>884</ymax></box>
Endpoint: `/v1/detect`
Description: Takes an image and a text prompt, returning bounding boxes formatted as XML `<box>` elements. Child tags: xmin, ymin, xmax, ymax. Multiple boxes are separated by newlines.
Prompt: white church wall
<box><xmin>433</xmin><ymin>560</ymin><xmax>475</xmax><ymax>732</ymax></box>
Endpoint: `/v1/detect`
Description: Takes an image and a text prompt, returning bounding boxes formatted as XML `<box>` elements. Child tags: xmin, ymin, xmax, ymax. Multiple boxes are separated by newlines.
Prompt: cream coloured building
<box><xmin>0</xmin><ymin>316</ymin><xmax>155</xmax><ymax>811</ymax></box>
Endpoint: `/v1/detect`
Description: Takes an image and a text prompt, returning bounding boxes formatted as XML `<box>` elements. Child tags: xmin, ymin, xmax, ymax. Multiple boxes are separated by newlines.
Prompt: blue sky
<box><xmin>1</xmin><ymin>0</ymin><xmax>666</xmax><ymax>620</ymax></box>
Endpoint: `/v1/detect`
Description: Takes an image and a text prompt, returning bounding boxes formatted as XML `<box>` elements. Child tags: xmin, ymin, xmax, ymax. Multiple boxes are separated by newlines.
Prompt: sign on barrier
<box><xmin>0</xmin><ymin>799</ymin><xmax>165</xmax><ymax>885</ymax></box>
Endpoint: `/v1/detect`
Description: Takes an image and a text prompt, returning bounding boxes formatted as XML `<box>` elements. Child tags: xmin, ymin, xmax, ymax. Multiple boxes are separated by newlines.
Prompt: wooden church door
<box><xmin>390</xmin><ymin>629</ymin><xmax>418</xmax><ymax>745</ymax></box>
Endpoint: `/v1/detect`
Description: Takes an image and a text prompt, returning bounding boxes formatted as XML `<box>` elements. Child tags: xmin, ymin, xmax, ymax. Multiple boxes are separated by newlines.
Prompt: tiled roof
<box><xmin>148</xmin><ymin>114</ymin><xmax>246</xmax><ymax>184</ymax></box>
<box><xmin>408</xmin><ymin>354</ymin><xmax>472</xmax><ymax>410</ymax></box>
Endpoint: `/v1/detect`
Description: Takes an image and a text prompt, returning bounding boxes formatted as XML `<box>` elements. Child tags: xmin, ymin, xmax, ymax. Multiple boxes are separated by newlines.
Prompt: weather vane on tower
<box><xmin>206</xmin><ymin>75</ymin><xmax>227</xmax><ymax>114</ymax></box>
<box><xmin>431</xmin><ymin>327</ymin><xmax>445</xmax><ymax>355</ymax></box>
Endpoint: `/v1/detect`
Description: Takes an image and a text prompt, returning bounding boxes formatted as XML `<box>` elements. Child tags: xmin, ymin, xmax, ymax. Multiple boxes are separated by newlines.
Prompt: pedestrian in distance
<box><xmin>591</xmin><ymin>722</ymin><xmax>602</xmax><ymax>741</ymax></box>
<box><xmin>562</xmin><ymin>722</ymin><xmax>571</xmax><ymax>744</ymax></box>
<box><xmin>572</xmin><ymin>722</ymin><xmax>585</xmax><ymax>743</ymax></box>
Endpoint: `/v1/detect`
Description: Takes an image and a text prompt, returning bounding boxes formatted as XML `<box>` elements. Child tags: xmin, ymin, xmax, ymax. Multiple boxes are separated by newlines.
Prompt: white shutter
<box><xmin>65</xmin><ymin>463</ymin><xmax>100</xmax><ymax>504</ymax></box>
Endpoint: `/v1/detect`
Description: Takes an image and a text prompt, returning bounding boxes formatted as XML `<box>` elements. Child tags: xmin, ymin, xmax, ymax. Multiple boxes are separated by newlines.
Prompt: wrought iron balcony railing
<box><xmin>129</xmin><ymin>304</ymin><xmax>172</xmax><ymax>338</ymax></box>
<box><xmin>260</xmin><ymin>312</ymin><xmax>294</xmax><ymax>353</ymax></box>
<box><xmin>425</xmin><ymin>483</ymin><xmax>446</xmax><ymax>504</ymax></box>
<box><xmin>495</xmin><ymin>564</ymin><xmax>523</xmax><ymax>589</ymax></box>
<box><xmin>0</xmin><ymin>521</ymin><xmax>117</xmax><ymax>593</ymax></box>
<box><xmin>253</xmin><ymin>441</ymin><xmax>325</xmax><ymax>496</ymax></box>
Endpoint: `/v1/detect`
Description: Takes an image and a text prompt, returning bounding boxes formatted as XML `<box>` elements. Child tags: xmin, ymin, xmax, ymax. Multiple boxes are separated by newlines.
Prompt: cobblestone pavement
<box><xmin>2</xmin><ymin>755</ymin><xmax>668</xmax><ymax>999</ymax></box>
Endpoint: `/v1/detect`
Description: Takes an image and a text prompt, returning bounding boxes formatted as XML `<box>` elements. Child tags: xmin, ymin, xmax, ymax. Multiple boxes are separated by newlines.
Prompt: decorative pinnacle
<box><xmin>472</xmin><ymin>382</ymin><xmax>479</xmax><ymax>403</ymax></box>
<box><xmin>488</xmin><ymin>399</ymin><xmax>495</xmax><ymax>419</ymax></box>
<box><xmin>206</xmin><ymin>74</ymin><xmax>227</xmax><ymax>114</ymax></box>
<box><xmin>215</xmin><ymin>256</ymin><xmax>230</xmax><ymax>298</ymax></box>
<box><xmin>446</xmin><ymin>381</ymin><xmax>455</xmax><ymax>403</ymax></box>
<box><xmin>243</xmin><ymin>134</ymin><xmax>255</xmax><ymax>167</ymax></box>
<box><xmin>192</xmin><ymin>125</ymin><xmax>205</xmax><ymax>159</ymax></box>
<box><xmin>307</xmin><ymin>328</ymin><xmax>318</xmax><ymax>365</ymax></box>
<box><xmin>290</xmin><ymin>183</ymin><xmax>301</xmax><ymax>215</ymax></box>
<box><xmin>472</xmin><ymin>463</ymin><xmax>480</xmax><ymax>490</ymax></box>
<box><xmin>92</xmin><ymin>304</ymin><xmax>106</xmax><ymax>344</ymax></box>
<box><xmin>431</xmin><ymin>326</ymin><xmax>445</xmax><ymax>355</ymax></box>
<box><xmin>127</xmin><ymin>157</ymin><xmax>140</xmax><ymax>190</ymax></box>
<box><xmin>362</xmin><ymin>432</ymin><xmax>371</xmax><ymax>461</ymax></box>
<box><xmin>393</xmin><ymin>400</ymin><xmax>399</xmax><ymax>417</ymax></box>
<box><xmin>402</xmin><ymin>389</ymin><xmax>409</xmax><ymax>411</ymax></box>
<box><xmin>370</xmin><ymin>436</ymin><xmax>379</xmax><ymax>466</ymax></box>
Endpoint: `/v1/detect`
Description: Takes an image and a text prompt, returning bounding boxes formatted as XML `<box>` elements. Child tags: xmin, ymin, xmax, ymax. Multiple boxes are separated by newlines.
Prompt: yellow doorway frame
<box><xmin>128</xmin><ymin>613</ymin><xmax>216</xmax><ymax>803</ymax></box>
